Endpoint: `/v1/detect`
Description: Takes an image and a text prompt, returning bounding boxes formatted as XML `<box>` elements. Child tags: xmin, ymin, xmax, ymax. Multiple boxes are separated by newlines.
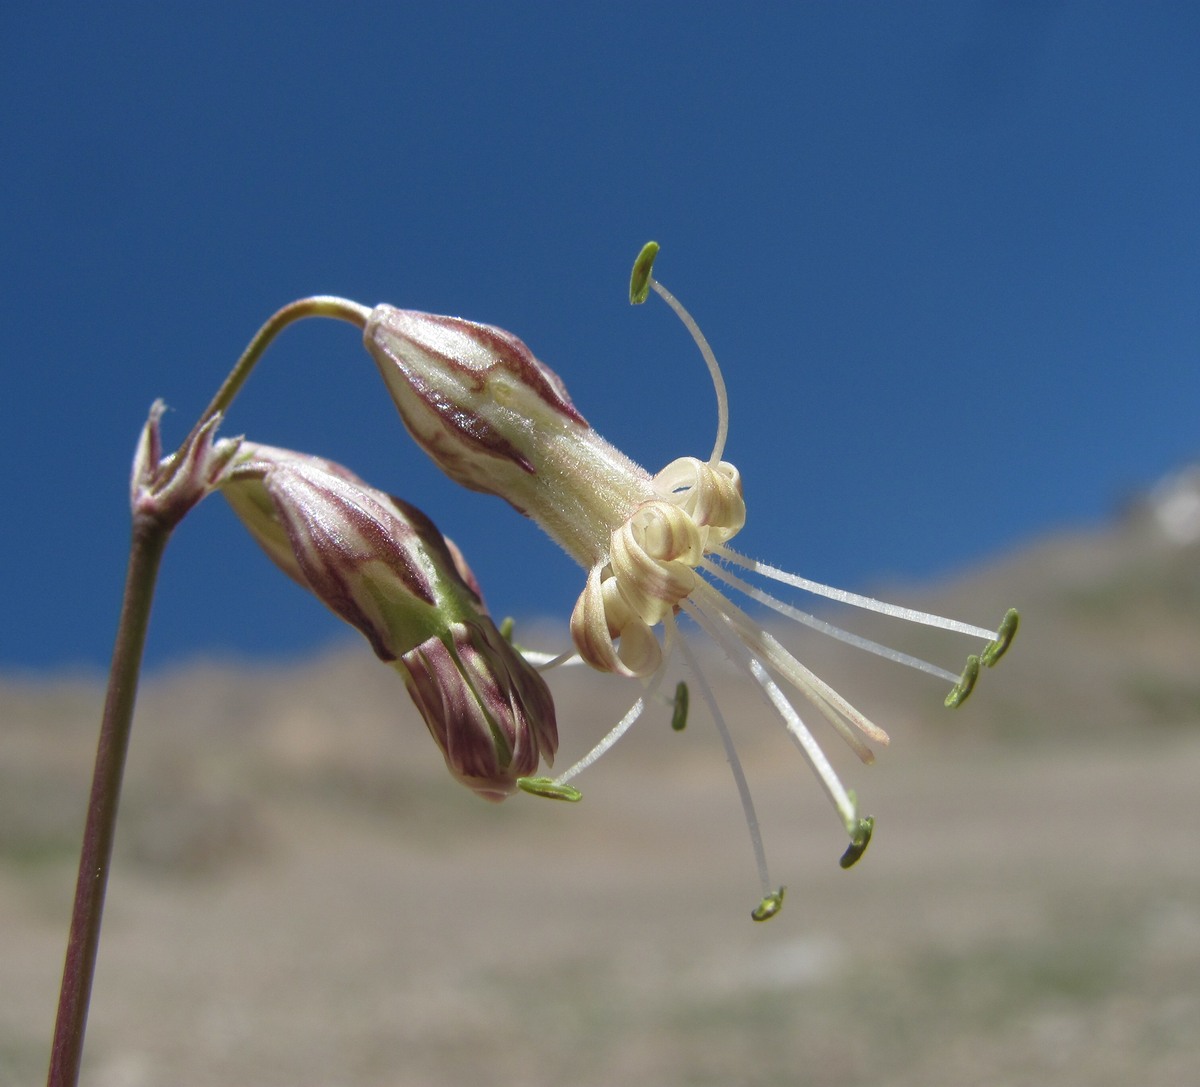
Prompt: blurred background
<box><xmin>2</xmin><ymin>1</ymin><xmax>1198</xmax><ymax>671</ymax></box>
<box><xmin>2</xmin><ymin>4</ymin><xmax>1198</xmax><ymax>1085</ymax></box>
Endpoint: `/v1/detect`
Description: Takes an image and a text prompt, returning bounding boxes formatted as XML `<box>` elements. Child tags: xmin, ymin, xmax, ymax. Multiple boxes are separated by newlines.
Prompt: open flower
<box><xmin>219</xmin><ymin>442</ymin><xmax>558</xmax><ymax>801</ymax></box>
<box><xmin>362</xmin><ymin>243</ymin><xmax>1017</xmax><ymax>916</ymax></box>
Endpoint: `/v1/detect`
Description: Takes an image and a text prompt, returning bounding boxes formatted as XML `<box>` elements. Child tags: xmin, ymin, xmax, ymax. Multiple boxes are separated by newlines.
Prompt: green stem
<box><xmin>197</xmin><ymin>295</ymin><xmax>371</xmax><ymax>427</ymax></box>
<box><xmin>46</xmin><ymin>517</ymin><xmax>170</xmax><ymax>1087</ymax></box>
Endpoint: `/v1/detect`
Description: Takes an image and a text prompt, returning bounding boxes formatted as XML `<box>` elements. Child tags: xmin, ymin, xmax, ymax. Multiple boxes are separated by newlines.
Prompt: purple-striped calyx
<box><xmin>220</xmin><ymin>443</ymin><xmax>557</xmax><ymax>801</ymax></box>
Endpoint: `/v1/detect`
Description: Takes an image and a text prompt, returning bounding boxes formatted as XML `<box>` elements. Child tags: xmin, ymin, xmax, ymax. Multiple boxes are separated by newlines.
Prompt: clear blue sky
<box><xmin>3</xmin><ymin>3</ymin><xmax>1198</xmax><ymax>672</ymax></box>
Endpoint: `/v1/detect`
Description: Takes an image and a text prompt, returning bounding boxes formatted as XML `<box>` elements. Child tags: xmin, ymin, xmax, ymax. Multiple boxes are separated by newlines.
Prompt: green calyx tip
<box><xmin>499</xmin><ymin>616</ymin><xmax>515</xmax><ymax>642</ymax></box>
<box><xmin>629</xmin><ymin>241</ymin><xmax>660</xmax><ymax>304</ymax></box>
<box><xmin>517</xmin><ymin>777</ymin><xmax>582</xmax><ymax>802</ymax></box>
<box><xmin>945</xmin><ymin>654</ymin><xmax>981</xmax><ymax>708</ymax></box>
<box><xmin>671</xmin><ymin>680</ymin><xmax>689</xmax><ymax>731</ymax></box>
<box><xmin>839</xmin><ymin>816</ymin><xmax>874</xmax><ymax>869</ymax></box>
<box><xmin>981</xmin><ymin>607</ymin><xmax>1019</xmax><ymax>667</ymax></box>
<box><xmin>751</xmin><ymin>887</ymin><xmax>786</xmax><ymax>922</ymax></box>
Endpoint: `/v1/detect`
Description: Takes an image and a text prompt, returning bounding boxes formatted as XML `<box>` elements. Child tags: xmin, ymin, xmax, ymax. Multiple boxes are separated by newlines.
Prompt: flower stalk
<box><xmin>47</xmin><ymin>517</ymin><xmax>167</xmax><ymax>1087</ymax></box>
<box><xmin>48</xmin><ymin>402</ymin><xmax>240</xmax><ymax>1087</ymax></box>
<box><xmin>47</xmin><ymin>300</ymin><xmax>371</xmax><ymax>1086</ymax></box>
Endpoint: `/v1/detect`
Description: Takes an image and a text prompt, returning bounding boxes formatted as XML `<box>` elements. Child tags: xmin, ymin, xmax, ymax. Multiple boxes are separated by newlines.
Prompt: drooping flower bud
<box><xmin>220</xmin><ymin>442</ymin><xmax>557</xmax><ymax>800</ymax></box>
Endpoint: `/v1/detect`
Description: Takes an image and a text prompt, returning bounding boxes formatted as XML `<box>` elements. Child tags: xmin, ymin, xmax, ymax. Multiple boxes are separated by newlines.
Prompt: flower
<box><xmin>219</xmin><ymin>442</ymin><xmax>558</xmax><ymax>802</ymax></box>
<box><xmin>362</xmin><ymin>243</ymin><xmax>1017</xmax><ymax>916</ymax></box>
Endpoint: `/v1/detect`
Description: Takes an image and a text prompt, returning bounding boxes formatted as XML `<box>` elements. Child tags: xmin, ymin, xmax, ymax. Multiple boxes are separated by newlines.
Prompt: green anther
<box><xmin>945</xmin><ymin>654</ymin><xmax>981</xmax><ymax>708</ymax></box>
<box><xmin>629</xmin><ymin>241</ymin><xmax>660</xmax><ymax>305</ymax></box>
<box><xmin>751</xmin><ymin>887</ymin><xmax>786</xmax><ymax>922</ymax></box>
<box><xmin>981</xmin><ymin>607</ymin><xmax>1019</xmax><ymax>667</ymax></box>
<box><xmin>517</xmin><ymin>777</ymin><xmax>583</xmax><ymax>802</ymax></box>
<box><xmin>839</xmin><ymin>816</ymin><xmax>874</xmax><ymax>869</ymax></box>
<box><xmin>671</xmin><ymin>680</ymin><xmax>689</xmax><ymax>731</ymax></box>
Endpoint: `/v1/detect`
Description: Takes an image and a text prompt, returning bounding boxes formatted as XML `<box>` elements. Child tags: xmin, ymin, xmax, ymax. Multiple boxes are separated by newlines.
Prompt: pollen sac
<box><xmin>752</xmin><ymin>887</ymin><xmax>786</xmax><ymax>922</ymax></box>
<box><xmin>220</xmin><ymin>443</ymin><xmax>557</xmax><ymax>800</ymax></box>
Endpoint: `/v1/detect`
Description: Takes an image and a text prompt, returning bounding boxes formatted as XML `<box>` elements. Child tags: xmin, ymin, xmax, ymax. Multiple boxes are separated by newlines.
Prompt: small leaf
<box><xmin>629</xmin><ymin>241</ymin><xmax>660</xmax><ymax>304</ymax></box>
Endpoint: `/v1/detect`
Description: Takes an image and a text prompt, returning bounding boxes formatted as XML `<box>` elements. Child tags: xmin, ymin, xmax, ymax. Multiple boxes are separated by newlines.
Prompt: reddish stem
<box><xmin>47</xmin><ymin>518</ymin><xmax>169</xmax><ymax>1087</ymax></box>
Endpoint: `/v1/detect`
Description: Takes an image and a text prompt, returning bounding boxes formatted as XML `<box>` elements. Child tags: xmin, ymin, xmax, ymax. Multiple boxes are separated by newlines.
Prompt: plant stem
<box><xmin>196</xmin><ymin>295</ymin><xmax>371</xmax><ymax>429</ymax></box>
<box><xmin>47</xmin><ymin>516</ymin><xmax>170</xmax><ymax>1087</ymax></box>
<box><xmin>46</xmin><ymin>294</ymin><xmax>371</xmax><ymax>1085</ymax></box>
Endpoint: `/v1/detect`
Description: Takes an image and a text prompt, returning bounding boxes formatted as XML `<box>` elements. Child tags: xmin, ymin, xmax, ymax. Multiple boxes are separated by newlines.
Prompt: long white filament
<box><xmin>682</xmin><ymin>598</ymin><xmax>859</xmax><ymax>834</ymax></box>
<box><xmin>719</xmin><ymin>608</ymin><xmax>883</xmax><ymax>760</ymax></box>
<box><xmin>693</xmin><ymin>580</ymin><xmax>889</xmax><ymax>750</ymax></box>
<box><xmin>649</xmin><ymin>278</ymin><xmax>729</xmax><ymax>467</ymax></box>
<box><xmin>675</xmin><ymin>617</ymin><xmax>773</xmax><ymax>897</ymax></box>
<box><xmin>553</xmin><ymin>666</ymin><xmax>666</xmax><ymax>785</ymax></box>
<box><xmin>715</xmin><ymin>545</ymin><xmax>1000</xmax><ymax>642</ymax></box>
<box><xmin>698</xmin><ymin>556</ymin><xmax>961</xmax><ymax>685</ymax></box>
<box><xmin>527</xmin><ymin>647</ymin><xmax>581</xmax><ymax>670</ymax></box>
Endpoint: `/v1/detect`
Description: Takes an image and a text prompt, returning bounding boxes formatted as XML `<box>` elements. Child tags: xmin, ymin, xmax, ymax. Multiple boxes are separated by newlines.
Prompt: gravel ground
<box><xmin>3</xmin><ymin>645</ymin><xmax>1198</xmax><ymax>1087</ymax></box>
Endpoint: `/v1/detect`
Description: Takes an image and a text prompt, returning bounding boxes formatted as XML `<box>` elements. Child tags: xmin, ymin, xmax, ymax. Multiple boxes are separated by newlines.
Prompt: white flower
<box><xmin>362</xmin><ymin>243</ymin><xmax>1017</xmax><ymax>918</ymax></box>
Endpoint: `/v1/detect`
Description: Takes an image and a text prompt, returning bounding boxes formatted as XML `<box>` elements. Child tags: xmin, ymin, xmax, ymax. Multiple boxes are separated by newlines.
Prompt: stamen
<box><xmin>716</xmin><ymin>546</ymin><xmax>1006</xmax><ymax>643</ymax></box>
<box><xmin>982</xmin><ymin>608</ymin><xmax>1020</xmax><ymax>666</ymax></box>
<box><xmin>676</xmin><ymin>618</ymin><xmax>775</xmax><ymax>903</ymax></box>
<box><xmin>694</xmin><ymin>581</ymin><xmax>889</xmax><ymax>751</ymax></box>
<box><xmin>517</xmin><ymin>777</ymin><xmax>583</xmax><ymax>802</ymax></box>
<box><xmin>629</xmin><ymin>241</ymin><xmax>730</xmax><ymax>467</ymax></box>
<box><xmin>499</xmin><ymin>618</ymin><xmax>581</xmax><ymax>670</ymax></box>
<box><xmin>671</xmin><ymin>681</ymin><xmax>690</xmax><ymax>731</ymax></box>
<box><xmin>528</xmin><ymin>647</ymin><xmax>580</xmax><ymax>670</ymax></box>
<box><xmin>682</xmin><ymin>599</ymin><xmax>861</xmax><ymax>837</ymax></box>
<box><xmin>629</xmin><ymin>241</ymin><xmax>659</xmax><ymax>305</ymax></box>
<box><xmin>839</xmin><ymin>806</ymin><xmax>874</xmax><ymax>869</ymax></box>
<box><xmin>699</xmin><ymin>556</ymin><xmax>961</xmax><ymax>685</ymax></box>
<box><xmin>553</xmin><ymin>668</ymin><xmax>667</xmax><ymax>785</ymax></box>
<box><xmin>752</xmin><ymin>888</ymin><xmax>786</xmax><ymax>922</ymax></box>
<box><xmin>945</xmin><ymin>655</ymin><xmax>981</xmax><ymax>708</ymax></box>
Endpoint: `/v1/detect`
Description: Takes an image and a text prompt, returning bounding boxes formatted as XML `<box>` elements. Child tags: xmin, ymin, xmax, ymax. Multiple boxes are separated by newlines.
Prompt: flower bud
<box><xmin>220</xmin><ymin>443</ymin><xmax>557</xmax><ymax>800</ymax></box>
<box><xmin>400</xmin><ymin>618</ymin><xmax>558</xmax><ymax>802</ymax></box>
<box><xmin>363</xmin><ymin>307</ymin><xmax>657</xmax><ymax>568</ymax></box>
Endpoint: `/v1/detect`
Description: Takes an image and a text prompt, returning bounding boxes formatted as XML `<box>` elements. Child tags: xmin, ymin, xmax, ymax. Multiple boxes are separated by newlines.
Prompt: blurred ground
<box><xmin>3</xmin><ymin>516</ymin><xmax>1200</xmax><ymax>1086</ymax></box>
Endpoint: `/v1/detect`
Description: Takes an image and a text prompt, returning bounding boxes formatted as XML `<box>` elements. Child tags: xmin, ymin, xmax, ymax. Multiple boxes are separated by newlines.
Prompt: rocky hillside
<box><xmin>2</xmin><ymin>499</ymin><xmax>1198</xmax><ymax>1087</ymax></box>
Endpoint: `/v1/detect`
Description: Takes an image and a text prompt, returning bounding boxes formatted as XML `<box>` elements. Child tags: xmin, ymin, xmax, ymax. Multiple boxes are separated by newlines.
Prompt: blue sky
<box><xmin>3</xmin><ymin>3</ymin><xmax>1198</xmax><ymax>672</ymax></box>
